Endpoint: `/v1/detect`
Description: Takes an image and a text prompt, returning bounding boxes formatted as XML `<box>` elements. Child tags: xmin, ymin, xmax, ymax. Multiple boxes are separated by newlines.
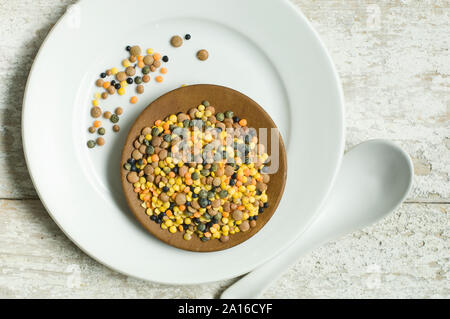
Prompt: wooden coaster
<box><xmin>120</xmin><ymin>84</ymin><xmax>287</xmax><ymax>252</ymax></box>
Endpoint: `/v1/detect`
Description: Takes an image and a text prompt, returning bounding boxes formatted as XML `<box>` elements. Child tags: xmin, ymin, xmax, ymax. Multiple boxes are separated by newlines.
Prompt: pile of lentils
<box><xmin>87</xmin><ymin>45</ymin><xmax>169</xmax><ymax>148</ymax></box>
<box><xmin>123</xmin><ymin>101</ymin><xmax>271</xmax><ymax>243</ymax></box>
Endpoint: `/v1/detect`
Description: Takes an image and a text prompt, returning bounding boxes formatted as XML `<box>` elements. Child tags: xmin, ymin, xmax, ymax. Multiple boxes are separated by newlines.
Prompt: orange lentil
<box><xmin>184</xmin><ymin>187</ymin><xmax>190</xmax><ymax>193</ymax></box>
<box><xmin>137</xmin><ymin>55</ymin><xmax>144</xmax><ymax>61</ymax></box>
<box><xmin>93</xmin><ymin>120</ymin><xmax>101</xmax><ymax>128</ymax></box>
<box><xmin>222</xmin><ymin>211</ymin><xmax>229</xmax><ymax>218</ymax></box>
<box><xmin>185</xmin><ymin>179</ymin><xmax>193</xmax><ymax>186</ymax></box>
<box><xmin>134</xmin><ymin>187</ymin><xmax>140</xmax><ymax>193</ymax></box>
<box><xmin>153</xmin><ymin>53</ymin><xmax>162</xmax><ymax>61</ymax></box>
<box><xmin>151</xmin><ymin>154</ymin><xmax>159</xmax><ymax>162</ymax></box>
<box><xmin>236</xmin><ymin>181</ymin><xmax>242</xmax><ymax>187</ymax></box>
<box><xmin>138</xmin><ymin>61</ymin><xmax>145</xmax><ymax>68</ymax></box>
<box><xmin>168</xmin><ymin>172</ymin><xmax>175</xmax><ymax>178</ymax></box>
<box><xmin>178</xmin><ymin>225</ymin><xmax>184</xmax><ymax>232</ymax></box>
<box><xmin>193</xmin><ymin>212</ymin><xmax>200</xmax><ymax>218</ymax></box>
<box><xmin>155</xmin><ymin>120</ymin><xmax>162</xmax><ymax>126</ymax></box>
<box><xmin>130</xmin><ymin>96</ymin><xmax>138</xmax><ymax>104</ymax></box>
<box><xmin>155</xmin><ymin>76</ymin><xmax>164</xmax><ymax>83</ymax></box>
<box><xmin>164</xmin><ymin>129</ymin><xmax>171</xmax><ymax>134</ymax></box>
<box><xmin>185</xmin><ymin>172</ymin><xmax>191</xmax><ymax>179</ymax></box>
<box><xmin>238</xmin><ymin>205</ymin><xmax>245</xmax><ymax>211</ymax></box>
<box><xmin>179</xmin><ymin>205</ymin><xmax>186</xmax><ymax>212</ymax></box>
<box><xmin>244</xmin><ymin>168</ymin><xmax>250</xmax><ymax>176</ymax></box>
<box><xmin>163</xmin><ymin>123</ymin><xmax>170</xmax><ymax>130</ymax></box>
<box><xmin>160</xmin><ymin>67</ymin><xmax>168</xmax><ymax>74</ymax></box>
<box><xmin>103</xmin><ymin>81</ymin><xmax>110</xmax><ymax>89</ymax></box>
<box><xmin>239</xmin><ymin>119</ymin><xmax>247</xmax><ymax>126</ymax></box>
<box><xmin>204</xmin><ymin>232</ymin><xmax>211</xmax><ymax>238</ymax></box>
<box><xmin>166</xmin><ymin>210</ymin><xmax>173</xmax><ymax>217</ymax></box>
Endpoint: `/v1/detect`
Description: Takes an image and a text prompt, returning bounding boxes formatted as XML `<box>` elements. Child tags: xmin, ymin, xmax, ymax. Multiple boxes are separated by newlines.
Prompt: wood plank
<box><xmin>0</xmin><ymin>199</ymin><xmax>447</xmax><ymax>298</ymax></box>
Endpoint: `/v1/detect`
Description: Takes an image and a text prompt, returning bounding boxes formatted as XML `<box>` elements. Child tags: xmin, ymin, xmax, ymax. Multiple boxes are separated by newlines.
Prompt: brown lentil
<box><xmin>95</xmin><ymin>79</ymin><xmax>104</xmax><ymax>87</ymax></box>
<box><xmin>115</xmin><ymin>107</ymin><xmax>123</xmax><ymax>115</ymax></box>
<box><xmin>96</xmin><ymin>137</ymin><xmax>105</xmax><ymax>146</ymax></box>
<box><xmin>143</xmin><ymin>55</ymin><xmax>154</xmax><ymax>65</ymax></box>
<box><xmin>125</xmin><ymin>66</ymin><xmax>136</xmax><ymax>76</ymax></box>
<box><xmin>90</xmin><ymin>107</ymin><xmax>102</xmax><ymax>118</ymax></box>
<box><xmin>116</xmin><ymin>71</ymin><xmax>127</xmax><ymax>82</ymax></box>
<box><xmin>113</xmin><ymin>125</ymin><xmax>120</xmax><ymax>132</ymax></box>
<box><xmin>136</xmin><ymin>85</ymin><xmax>144</xmax><ymax>94</ymax></box>
<box><xmin>153</xmin><ymin>60</ymin><xmax>161</xmax><ymax>68</ymax></box>
<box><xmin>107</xmin><ymin>86</ymin><xmax>116</xmax><ymax>95</ymax></box>
<box><xmin>170</xmin><ymin>35</ymin><xmax>183</xmax><ymax>47</ymax></box>
<box><xmin>197</xmin><ymin>49</ymin><xmax>209</xmax><ymax>61</ymax></box>
<box><xmin>103</xmin><ymin>111</ymin><xmax>112</xmax><ymax>119</ymax></box>
<box><xmin>129</xmin><ymin>45</ymin><xmax>142</xmax><ymax>57</ymax></box>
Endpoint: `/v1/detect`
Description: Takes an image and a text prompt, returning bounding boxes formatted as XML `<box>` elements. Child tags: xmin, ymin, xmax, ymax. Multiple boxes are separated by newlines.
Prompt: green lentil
<box><xmin>98</xmin><ymin>127</ymin><xmax>106</xmax><ymax>135</ymax></box>
<box><xmin>110</xmin><ymin>114</ymin><xmax>119</xmax><ymax>123</ymax></box>
<box><xmin>163</xmin><ymin>134</ymin><xmax>172</xmax><ymax>143</ymax></box>
<box><xmin>225</xmin><ymin>110</ymin><xmax>234</xmax><ymax>119</ymax></box>
<box><xmin>202</xmin><ymin>100</ymin><xmax>210</xmax><ymax>107</ymax></box>
<box><xmin>142</xmin><ymin>66</ymin><xmax>150</xmax><ymax>74</ymax></box>
<box><xmin>151</xmin><ymin>127</ymin><xmax>160</xmax><ymax>136</ymax></box>
<box><xmin>200</xmin><ymin>169</ymin><xmax>210</xmax><ymax>176</ymax></box>
<box><xmin>146</xmin><ymin>145</ymin><xmax>155</xmax><ymax>155</ymax></box>
<box><xmin>198</xmin><ymin>189</ymin><xmax>207</xmax><ymax>198</ymax></box>
<box><xmin>124</xmin><ymin>163</ymin><xmax>131</xmax><ymax>170</ymax></box>
<box><xmin>219</xmin><ymin>190</ymin><xmax>228</xmax><ymax>198</ymax></box>
<box><xmin>87</xmin><ymin>140</ymin><xmax>96</xmax><ymax>148</ymax></box>
<box><xmin>134</xmin><ymin>76</ymin><xmax>143</xmax><ymax>84</ymax></box>
<box><xmin>192</xmin><ymin>172</ymin><xmax>200</xmax><ymax>180</ymax></box>
<box><xmin>216</xmin><ymin>113</ymin><xmax>225</xmax><ymax>121</ymax></box>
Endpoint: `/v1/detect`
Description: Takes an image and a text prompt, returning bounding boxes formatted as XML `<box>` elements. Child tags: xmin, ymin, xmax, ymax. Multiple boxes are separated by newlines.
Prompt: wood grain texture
<box><xmin>0</xmin><ymin>0</ymin><xmax>448</xmax><ymax>298</ymax></box>
<box><xmin>0</xmin><ymin>200</ymin><xmax>447</xmax><ymax>298</ymax></box>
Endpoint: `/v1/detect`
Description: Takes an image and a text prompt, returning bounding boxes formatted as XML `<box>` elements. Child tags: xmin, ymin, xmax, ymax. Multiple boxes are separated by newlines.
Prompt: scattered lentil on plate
<box><xmin>91</xmin><ymin>107</ymin><xmax>102</xmax><ymax>118</ymax></box>
<box><xmin>115</xmin><ymin>107</ymin><xmax>123</xmax><ymax>115</ymax></box>
<box><xmin>129</xmin><ymin>45</ymin><xmax>142</xmax><ymax>57</ymax></box>
<box><xmin>170</xmin><ymin>35</ymin><xmax>183</xmax><ymax>47</ymax></box>
<box><xmin>96</xmin><ymin>137</ymin><xmax>105</xmax><ymax>146</ymax></box>
<box><xmin>136</xmin><ymin>85</ymin><xmax>144</xmax><ymax>94</ymax></box>
<box><xmin>197</xmin><ymin>49</ymin><xmax>209</xmax><ymax>61</ymax></box>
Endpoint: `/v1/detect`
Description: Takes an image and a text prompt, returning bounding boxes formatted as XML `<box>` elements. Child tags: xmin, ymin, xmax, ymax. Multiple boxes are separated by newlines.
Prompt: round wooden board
<box><xmin>121</xmin><ymin>84</ymin><xmax>287</xmax><ymax>252</ymax></box>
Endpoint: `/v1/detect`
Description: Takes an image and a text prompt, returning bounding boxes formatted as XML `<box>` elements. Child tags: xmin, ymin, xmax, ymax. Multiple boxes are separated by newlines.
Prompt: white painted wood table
<box><xmin>0</xmin><ymin>0</ymin><xmax>448</xmax><ymax>298</ymax></box>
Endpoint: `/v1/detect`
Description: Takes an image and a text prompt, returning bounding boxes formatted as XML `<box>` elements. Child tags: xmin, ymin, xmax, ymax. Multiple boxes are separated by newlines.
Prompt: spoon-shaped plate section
<box><xmin>221</xmin><ymin>139</ymin><xmax>413</xmax><ymax>298</ymax></box>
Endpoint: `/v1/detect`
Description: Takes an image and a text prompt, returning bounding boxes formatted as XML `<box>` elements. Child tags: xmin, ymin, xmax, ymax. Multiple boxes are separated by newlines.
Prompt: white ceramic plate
<box><xmin>22</xmin><ymin>0</ymin><xmax>344</xmax><ymax>284</ymax></box>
